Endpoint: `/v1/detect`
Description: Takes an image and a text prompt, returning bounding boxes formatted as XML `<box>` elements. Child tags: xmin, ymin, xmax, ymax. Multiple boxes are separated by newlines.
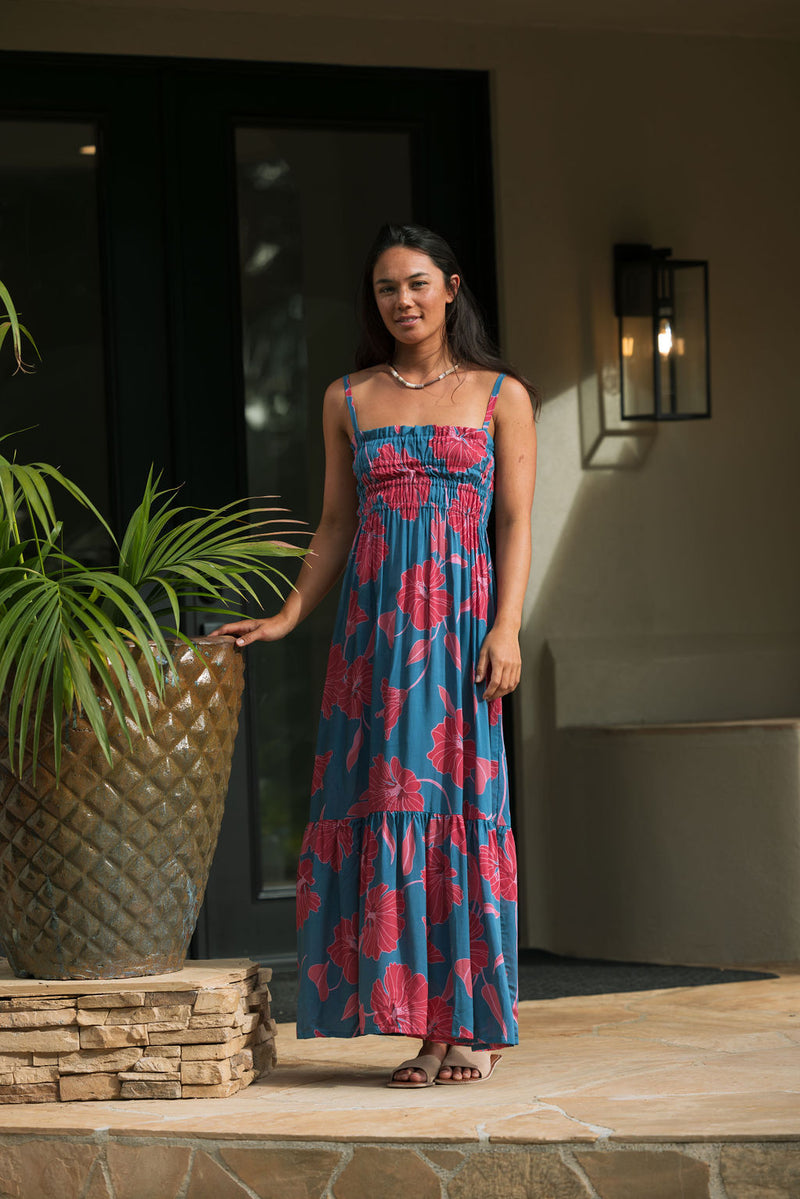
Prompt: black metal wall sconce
<box><xmin>614</xmin><ymin>243</ymin><xmax>710</xmax><ymax>421</ymax></box>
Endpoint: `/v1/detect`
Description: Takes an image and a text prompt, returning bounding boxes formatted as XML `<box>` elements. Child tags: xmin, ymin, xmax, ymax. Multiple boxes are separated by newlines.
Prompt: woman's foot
<box><xmin>390</xmin><ymin>1040</ymin><xmax>447</xmax><ymax>1086</ymax></box>
<box><xmin>436</xmin><ymin>1046</ymin><xmax>501</xmax><ymax>1082</ymax></box>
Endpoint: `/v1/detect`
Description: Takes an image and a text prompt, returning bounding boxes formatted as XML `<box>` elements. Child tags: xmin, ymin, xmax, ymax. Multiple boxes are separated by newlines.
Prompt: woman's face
<box><xmin>372</xmin><ymin>246</ymin><xmax>458</xmax><ymax>348</ymax></box>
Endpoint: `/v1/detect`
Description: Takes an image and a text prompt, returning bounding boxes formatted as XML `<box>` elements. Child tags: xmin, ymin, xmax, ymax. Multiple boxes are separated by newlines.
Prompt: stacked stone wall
<box><xmin>0</xmin><ymin>959</ymin><xmax>275</xmax><ymax>1102</ymax></box>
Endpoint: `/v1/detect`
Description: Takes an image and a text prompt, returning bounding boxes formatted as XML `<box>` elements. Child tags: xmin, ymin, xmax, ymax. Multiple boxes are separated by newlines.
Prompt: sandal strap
<box><xmin>391</xmin><ymin>1053</ymin><xmax>443</xmax><ymax>1084</ymax></box>
<box><xmin>441</xmin><ymin>1047</ymin><xmax>492</xmax><ymax>1077</ymax></box>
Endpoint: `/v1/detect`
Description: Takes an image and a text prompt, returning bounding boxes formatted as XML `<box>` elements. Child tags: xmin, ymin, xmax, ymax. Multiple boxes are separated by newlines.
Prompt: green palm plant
<box><xmin>0</xmin><ymin>279</ymin><xmax>39</xmax><ymax>373</ymax></box>
<box><xmin>0</xmin><ymin>443</ymin><xmax>306</xmax><ymax>782</ymax></box>
<box><xmin>0</xmin><ymin>277</ymin><xmax>305</xmax><ymax>783</ymax></box>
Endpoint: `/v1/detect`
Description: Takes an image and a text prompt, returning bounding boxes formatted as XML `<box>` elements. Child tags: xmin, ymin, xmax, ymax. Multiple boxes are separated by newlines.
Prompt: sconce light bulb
<box><xmin>658</xmin><ymin>320</ymin><xmax>673</xmax><ymax>356</ymax></box>
<box><xmin>621</xmin><ymin>336</ymin><xmax>635</xmax><ymax>359</ymax></box>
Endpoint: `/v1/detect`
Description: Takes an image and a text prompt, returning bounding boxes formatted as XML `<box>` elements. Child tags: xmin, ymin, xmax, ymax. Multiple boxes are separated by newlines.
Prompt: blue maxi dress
<box><xmin>296</xmin><ymin>373</ymin><xmax>518</xmax><ymax>1049</ymax></box>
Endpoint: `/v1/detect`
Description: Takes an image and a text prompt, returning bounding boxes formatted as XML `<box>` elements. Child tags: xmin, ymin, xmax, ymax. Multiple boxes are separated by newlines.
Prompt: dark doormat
<box><xmin>267</xmin><ymin>950</ymin><xmax>778</xmax><ymax>1025</ymax></box>
<box><xmin>516</xmin><ymin>948</ymin><xmax>778</xmax><ymax>1002</ymax></box>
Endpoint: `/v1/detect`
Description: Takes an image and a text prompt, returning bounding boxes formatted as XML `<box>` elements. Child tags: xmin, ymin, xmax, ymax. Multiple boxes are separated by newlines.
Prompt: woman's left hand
<box><xmin>475</xmin><ymin>624</ymin><xmax>521</xmax><ymax>701</ymax></box>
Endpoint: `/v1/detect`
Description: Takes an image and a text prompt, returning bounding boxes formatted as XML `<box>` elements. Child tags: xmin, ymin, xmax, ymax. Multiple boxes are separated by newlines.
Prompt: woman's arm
<box><xmin>476</xmin><ymin>377</ymin><xmax>537</xmax><ymax>700</ymax></box>
<box><xmin>212</xmin><ymin>381</ymin><xmax>359</xmax><ymax>647</ymax></box>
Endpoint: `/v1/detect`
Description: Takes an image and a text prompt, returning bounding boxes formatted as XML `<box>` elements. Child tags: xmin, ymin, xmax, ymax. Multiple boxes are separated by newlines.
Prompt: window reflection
<box><xmin>0</xmin><ymin>120</ymin><xmax>110</xmax><ymax>560</ymax></box>
<box><xmin>235</xmin><ymin>126</ymin><xmax>412</xmax><ymax>891</ymax></box>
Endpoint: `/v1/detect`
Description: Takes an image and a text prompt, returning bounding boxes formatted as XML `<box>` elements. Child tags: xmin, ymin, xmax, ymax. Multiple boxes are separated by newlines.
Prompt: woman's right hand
<box><xmin>209</xmin><ymin>612</ymin><xmax>295</xmax><ymax>648</ymax></box>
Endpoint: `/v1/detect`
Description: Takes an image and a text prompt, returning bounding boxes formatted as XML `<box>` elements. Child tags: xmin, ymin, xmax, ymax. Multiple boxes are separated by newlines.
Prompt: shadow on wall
<box><xmin>516</xmin><ymin>261</ymin><xmax>800</xmax><ymax>959</ymax></box>
<box><xmin>576</xmin><ymin>265</ymin><xmax>656</xmax><ymax>471</ymax></box>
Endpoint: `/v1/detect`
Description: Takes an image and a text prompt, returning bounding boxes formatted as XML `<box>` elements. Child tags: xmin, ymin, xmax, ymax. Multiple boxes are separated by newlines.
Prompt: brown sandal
<box><xmin>387</xmin><ymin>1052</ymin><xmax>444</xmax><ymax>1089</ymax></box>
<box><xmin>435</xmin><ymin>1047</ymin><xmax>502</xmax><ymax>1084</ymax></box>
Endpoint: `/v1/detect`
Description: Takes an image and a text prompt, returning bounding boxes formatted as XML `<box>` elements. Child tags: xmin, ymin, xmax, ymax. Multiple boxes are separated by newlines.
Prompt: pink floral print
<box><xmin>296</xmin><ymin>374</ymin><xmax>518</xmax><ymax>1050</ymax></box>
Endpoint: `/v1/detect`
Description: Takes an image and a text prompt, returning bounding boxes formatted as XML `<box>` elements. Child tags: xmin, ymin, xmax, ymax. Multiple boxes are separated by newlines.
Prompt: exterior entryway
<box><xmin>0</xmin><ymin>52</ymin><xmax>497</xmax><ymax>961</ymax></box>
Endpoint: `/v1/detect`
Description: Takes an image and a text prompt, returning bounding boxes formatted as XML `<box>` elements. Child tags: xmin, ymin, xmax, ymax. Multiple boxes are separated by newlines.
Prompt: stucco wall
<box><xmin>4</xmin><ymin>7</ymin><xmax>799</xmax><ymax>951</ymax></box>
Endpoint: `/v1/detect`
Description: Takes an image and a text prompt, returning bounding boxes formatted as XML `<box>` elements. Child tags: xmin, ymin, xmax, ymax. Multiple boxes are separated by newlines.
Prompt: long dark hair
<box><xmin>355</xmin><ymin>223</ymin><xmax>540</xmax><ymax>414</ymax></box>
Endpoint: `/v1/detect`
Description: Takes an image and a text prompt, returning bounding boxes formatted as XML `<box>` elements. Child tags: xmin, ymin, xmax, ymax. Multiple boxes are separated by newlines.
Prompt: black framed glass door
<box><xmin>0</xmin><ymin>52</ymin><xmax>497</xmax><ymax>964</ymax></box>
<box><xmin>0</xmin><ymin>57</ymin><xmax>172</xmax><ymax>524</ymax></box>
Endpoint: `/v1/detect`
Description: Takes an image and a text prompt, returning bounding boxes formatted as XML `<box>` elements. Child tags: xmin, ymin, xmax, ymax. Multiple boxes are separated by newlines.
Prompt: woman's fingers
<box><xmin>209</xmin><ymin>619</ymin><xmax>260</xmax><ymax>640</ymax></box>
<box><xmin>475</xmin><ymin>645</ymin><xmax>490</xmax><ymax>684</ymax></box>
<box><xmin>233</xmin><ymin>625</ymin><xmax>266</xmax><ymax>647</ymax></box>
<box><xmin>208</xmin><ymin>618</ymin><xmax>286</xmax><ymax>647</ymax></box>
<box><xmin>481</xmin><ymin>646</ymin><xmax>521</xmax><ymax>700</ymax></box>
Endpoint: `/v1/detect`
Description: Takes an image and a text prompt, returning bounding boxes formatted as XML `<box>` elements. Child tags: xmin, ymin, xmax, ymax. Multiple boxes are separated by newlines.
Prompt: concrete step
<box><xmin>0</xmin><ymin>965</ymin><xmax>797</xmax><ymax>1197</ymax></box>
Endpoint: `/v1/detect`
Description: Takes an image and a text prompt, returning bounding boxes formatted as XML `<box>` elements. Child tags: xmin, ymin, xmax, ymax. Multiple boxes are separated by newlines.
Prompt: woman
<box><xmin>215</xmin><ymin>223</ymin><xmax>537</xmax><ymax>1087</ymax></box>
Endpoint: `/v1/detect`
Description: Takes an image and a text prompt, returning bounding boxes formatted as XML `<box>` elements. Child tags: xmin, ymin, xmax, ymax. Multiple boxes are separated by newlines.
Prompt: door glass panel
<box><xmin>0</xmin><ymin>120</ymin><xmax>110</xmax><ymax>560</ymax></box>
<box><xmin>235</xmin><ymin>127</ymin><xmax>412</xmax><ymax>893</ymax></box>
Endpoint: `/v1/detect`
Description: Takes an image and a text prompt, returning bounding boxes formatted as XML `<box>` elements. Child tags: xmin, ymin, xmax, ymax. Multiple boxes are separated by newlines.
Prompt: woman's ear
<box><xmin>446</xmin><ymin>274</ymin><xmax>460</xmax><ymax>303</ymax></box>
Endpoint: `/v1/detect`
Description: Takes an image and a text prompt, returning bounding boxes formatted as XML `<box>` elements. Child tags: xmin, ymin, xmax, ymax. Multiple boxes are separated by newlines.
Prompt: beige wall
<box><xmin>4</xmin><ymin>6</ymin><xmax>799</xmax><ymax>951</ymax></box>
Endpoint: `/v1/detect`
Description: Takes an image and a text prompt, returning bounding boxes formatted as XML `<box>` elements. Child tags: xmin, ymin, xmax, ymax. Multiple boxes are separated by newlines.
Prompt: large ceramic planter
<box><xmin>0</xmin><ymin>637</ymin><xmax>244</xmax><ymax>980</ymax></box>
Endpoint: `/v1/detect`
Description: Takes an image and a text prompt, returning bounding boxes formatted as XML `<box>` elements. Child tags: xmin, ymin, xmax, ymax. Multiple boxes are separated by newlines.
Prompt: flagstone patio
<box><xmin>0</xmin><ymin>961</ymin><xmax>798</xmax><ymax>1198</ymax></box>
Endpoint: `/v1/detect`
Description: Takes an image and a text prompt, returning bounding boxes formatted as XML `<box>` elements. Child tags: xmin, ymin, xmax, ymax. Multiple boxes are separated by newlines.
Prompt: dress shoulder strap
<box><xmin>343</xmin><ymin>375</ymin><xmax>360</xmax><ymax>442</ymax></box>
<box><xmin>482</xmin><ymin>373</ymin><xmax>506</xmax><ymax>430</ymax></box>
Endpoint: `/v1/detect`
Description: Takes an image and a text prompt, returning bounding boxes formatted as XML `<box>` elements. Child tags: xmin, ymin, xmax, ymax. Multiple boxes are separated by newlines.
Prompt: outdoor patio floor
<box><xmin>0</xmin><ymin>961</ymin><xmax>798</xmax><ymax>1198</ymax></box>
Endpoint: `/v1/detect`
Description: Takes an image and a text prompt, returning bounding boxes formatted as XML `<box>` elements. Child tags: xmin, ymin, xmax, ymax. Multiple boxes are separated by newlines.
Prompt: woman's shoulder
<box><xmin>494</xmin><ymin>372</ymin><xmax>537</xmax><ymax>431</ymax></box>
<box><xmin>346</xmin><ymin>365</ymin><xmax>386</xmax><ymax>389</ymax></box>
<box><xmin>495</xmin><ymin>373</ymin><xmax>531</xmax><ymax>403</ymax></box>
<box><xmin>461</xmin><ymin>366</ymin><xmax>530</xmax><ymax>407</ymax></box>
<box><xmin>323</xmin><ymin>365</ymin><xmax>384</xmax><ymax>397</ymax></box>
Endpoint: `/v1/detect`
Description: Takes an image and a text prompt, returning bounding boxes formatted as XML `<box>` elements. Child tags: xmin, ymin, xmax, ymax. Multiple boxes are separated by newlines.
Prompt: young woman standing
<box><xmin>215</xmin><ymin>224</ymin><xmax>537</xmax><ymax>1086</ymax></box>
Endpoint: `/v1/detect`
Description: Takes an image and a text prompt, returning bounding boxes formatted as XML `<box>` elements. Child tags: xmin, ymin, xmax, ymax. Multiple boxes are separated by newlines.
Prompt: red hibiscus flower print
<box><xmin>308</xmin><ymin>819</ymin><xmax>354</xmax><ymax>870</ymax></box>
<box><xmin>397</xmin><ymin>560</ymin><xmax>452</xmax><ymax>630</ymax></box>
<box><xmin>320</xmin><ymin>644</ymin><xmax>348</xmax><ymax>719</ymax></box>
<box><xmin>424</xmin><ymin>814</ymin><xmax>467</xmax><ymax>856</ymax></box>
<box><xmin>464</xmin><ymin>740</ymin><xmax>500</xmax><ymax>795</ymax></box>
<box><xmin>426</xmin><ymin>995</ymin><xmax>454</xmax><ymax>1040</ymax></box>
<box><xmin>427</xmin><ymin>710</ymin><xmax>476</xmax><ymax>788</ymax></box>
<box><xmin>478</xmin><ymin>834</ymin><xmax>501</xmax><ymax>896</ymax></box>
<box><xmin>376</xmin><ymin>678</ymin><xmax>408</xmax><ymax>737</ymax></box>
<box><xmin>449</xmin><ymin>484</ymin><xmax>481</xmax><ymax>553</ymax></box>
<box><xmin>360</xmin><ymin>754</ymin><xmax>425</xmax><ymax>813</ymax></box>
<box><xmin>372</xmin><ymin>444</ymin><xmax>431</xmax><ymax>517</ymax></box>
<box><xmin>454</xmin><ymin>958</ymin><xmax>473</xmax><ymax>997</ymax></box>
<box><xmin>311</xmin><ymin>751</ymin><xmax>333</xmax><ymax>795</ymax></box>
<box><xmin>488</xmin><ymin>697</ymin><xmax>502</xmax><ymax>726</ymax></box>
<box><xmin>355</xmin><ymin>511</ymin><xmax>389</xmax><ymax>583</ymax></box>
<box><xmin>359</xmin><ymin>825</ymin><xmax>379</xmax><ymax>894</ymax></box>
<box><xmin>429</xmin><ymin>427</ymin><xmax>485</xmax><ymax>472</ymax></box>
<box><xmin>296</xmin><ymin>859</ymin><xmax>321</xmax><ymax>929</ymax></box>
<box><xmin>308</xmin><ymin>962</ymin><xmax>329</xmax><ymax>1000</ymax></box>
<box><xmin>430</xmin><ymin>516</ymin><xmax>448</xmax><ymax>560</ymax></box>
<box><xmin>469</xmin><ymin>911</ymin><xmax>489</xmax><ymax>975</ymax></box>
<box><xmin>328</xmin><ymin>914</ymin><xmax>359</xmax><ymax>984</ymax></box>
<box><xmin>424</xmin><ymin>846</ymin><xmax>464</xmax><ymax>925</ymax></box>
<box><xmin>345</xmin><ymin>592</ymin><xmax>368</xmax><ymax>638</ymax></box>
<box><xmin>449</xmin><ymin>815</ymin><xmax>468</xmax><ymax>854</ymax></box>
<box><xmin>471</xmin><ymin>553</ymin><xmax>491</xmax><ymax>623</ymax></box>
<box><xmin>424</xmin><ymin>817</ymin><xmax>447</xmax><ymax>852</ymax></box>
<box><xmin>370</xmin><ymin>963</ymin><xmax>427</xmax><ymax>1035</ymax></box>
<box><xmin>498</xmin><ymin>834</ymin><xmax>518</xmax><ymax>901</ymax></box>
<box><xmin>340</xmin><ymin>653</ymin><xmax>373</xmax><ymax>720</ymax></box>
<box><xmin>360</xmin><ymin>883</ymin><xmax>405</xmax><ymax>960</ymax></box>
<box><xmin>467</xmin><ymin>850</ymin><xmax>485</xmax><ymax>906</ymax></box>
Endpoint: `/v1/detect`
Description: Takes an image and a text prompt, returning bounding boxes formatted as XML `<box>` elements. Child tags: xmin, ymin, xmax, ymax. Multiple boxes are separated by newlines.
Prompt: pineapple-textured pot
<box><xmin>0</xmin><ymin>637</ymin><xmax>244</xmax><ymax>980</ymax></box>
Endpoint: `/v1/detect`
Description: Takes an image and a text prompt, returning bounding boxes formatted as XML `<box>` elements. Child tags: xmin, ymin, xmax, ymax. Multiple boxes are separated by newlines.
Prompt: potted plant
<box><xmin>0</xmin><ymin>277</ymin><xmax>38</xmax><ymax>374</ymax></box>
<box><xmin>0</xmin><ymin>281</ymin><xmax>305</xmax><ymax>979</ymax></box>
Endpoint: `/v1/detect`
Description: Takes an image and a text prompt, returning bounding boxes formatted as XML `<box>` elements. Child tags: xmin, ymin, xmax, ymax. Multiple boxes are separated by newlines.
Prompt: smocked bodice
<box><xmin>352</xmin><ymin>424</ymin><xmax>495</xmax><ymax>530</ymax></box>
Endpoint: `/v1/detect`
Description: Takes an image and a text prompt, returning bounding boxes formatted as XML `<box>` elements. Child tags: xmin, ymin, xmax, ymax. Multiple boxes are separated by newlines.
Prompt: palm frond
<box><xmin>0</xmin><ymin>282</ymin><xmax>40</xmax><ymax>373</ymax></box>
<box><xmin>0</xmin><ymin>441</ymin><xmax>307</xmax><ymax>782</ymax></box>
<box><xmin>111</xmin><ymin>474</ymin><xmax>308</xmax><ymax>627</ymax></box>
